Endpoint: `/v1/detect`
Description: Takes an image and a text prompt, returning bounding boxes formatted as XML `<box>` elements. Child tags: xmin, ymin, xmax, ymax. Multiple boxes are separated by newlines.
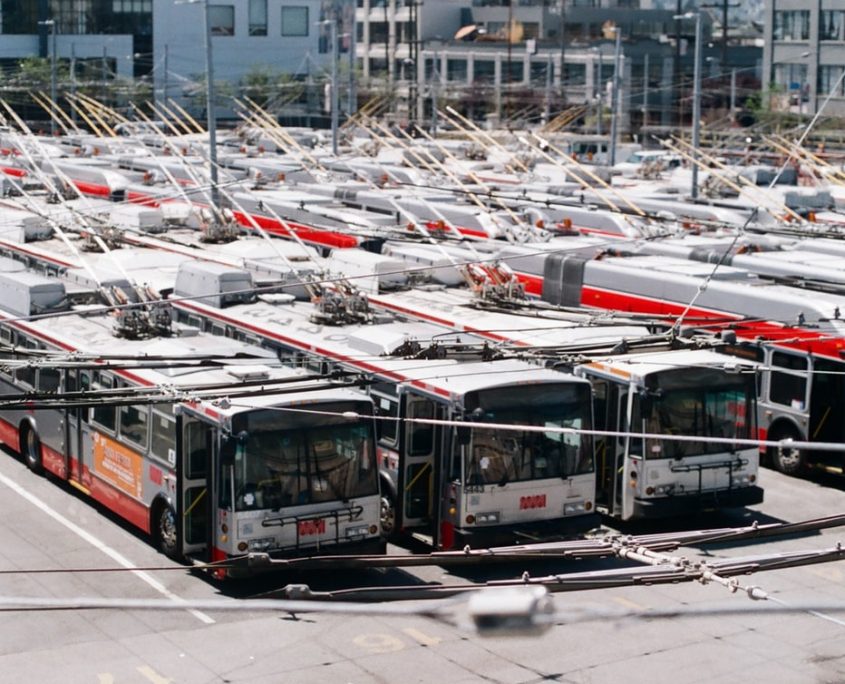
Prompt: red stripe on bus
<box><xmin>230</xmin><ymin>210</ymin><xmax>359</xmax><ymax>248</ymax></box>
<box><xmin>89</xmin><ymin>475</ymin><xmax>151</xmax><ymax>533</ymax></box>
<box><xmin>72</xmin><ymin>180</ymin><xmax>112</xmax><ymax>197</ymax></box>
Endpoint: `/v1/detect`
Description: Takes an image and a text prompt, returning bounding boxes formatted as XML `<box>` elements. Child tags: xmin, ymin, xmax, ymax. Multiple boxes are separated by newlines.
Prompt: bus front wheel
<box><xmin>20</xmin><ymin>424</ymin><xmax>43</xmax><ymax>475</ymax></box>
<box><xmin>154</xmin><ymin>501</ymin><xmax>180</xmax><ymax>561</ymax></box>
<box><xmin>769</xmin><ymin>427</ymin><xmax>804</xmax><ymax>476</ymax></box>
<box><xmin>380</xmin><ymin>493</ymin><xmax>397</xmax><ymax>540</ymax></box>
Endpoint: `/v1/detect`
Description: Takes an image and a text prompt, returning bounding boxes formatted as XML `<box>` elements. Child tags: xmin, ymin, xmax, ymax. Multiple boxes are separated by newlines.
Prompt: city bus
<box><xmin>168</xmin><ymin>260</ymin><xmax>600</xmax><ymax>548</ymax></box>
<box><xmin>576</xmin><ymin>349</ymin><xmax>761</xmax><ymax>519</ymax></box>
<box><xmin>0</xmin><ymin>267</ymin><xmax>382</xmax><ymax>573</ymax></box>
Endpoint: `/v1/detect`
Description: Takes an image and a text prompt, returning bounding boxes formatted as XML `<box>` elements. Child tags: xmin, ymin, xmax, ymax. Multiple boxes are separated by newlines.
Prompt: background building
<box><xmin>763</xmin><ymin>0</ymin><xmax>845</xmax><ymax>117</ymax></box>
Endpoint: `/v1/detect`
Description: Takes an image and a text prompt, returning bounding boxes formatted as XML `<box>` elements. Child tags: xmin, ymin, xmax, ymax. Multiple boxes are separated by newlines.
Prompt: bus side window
<box><xmin>36</xmin><ymin>366</ymin><xmax>61</xmax><ymax>394</ymax></box>
<box><xmin>14</xmin><ymin>336</ymin><xmax>37</xmax><ymax>388</ymax></box>
<box><xmin>92</xmin><ymin>372</ymin><xmax>117</xmax><ymax>432</ymax></box>
<box><xmin>769</xmin><ymin>351</ymin><xmax>808</xmax><ymax>409</ymax></box>
<box><xmin>150</xmin><ymin>404</ymin><xmax>176</xmax><ymax>466</ymax></box>
<box><xmin>0</xmin><ymin>327</ymin><xmax>12</xmax><ymax>379</ymax></box>
<box><xmin>119</xmin><ymin>403</ymin><xmax>149</xmax><ymax>450</ymax></box>
<box><xmin>406</xmin><ymin>397</ymin><xmax>435</xmax><ymax>455</ymax></box>
<box><xmin>374</xmin><ymin>394</ymin><xmax>399</xmax><ymax>445</ymax></box>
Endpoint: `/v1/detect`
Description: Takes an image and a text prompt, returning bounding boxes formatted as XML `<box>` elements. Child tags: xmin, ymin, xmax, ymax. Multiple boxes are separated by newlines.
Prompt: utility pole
<box><xmin>642</xmin><ymin>52</ymin><xmax>649</xmax><ymax>130</ymax></box>
<box><xmin>50</xmin><ymin>22</ymin><xmax>57</xmax><ymax>136</ymax></box>
<box><xmin>71</xmin><ymin>43</ymin><xmax>77</xmax><ymax>126</ymax></box>
<box><xmin>558</xmin><ymin>0</ymin><xmax>565</xmax><ymax>102</ymax></box>
<box><xmin>609</xmin><ymin>27</ymin><xmax>622</xmax><ymax>166</ymax></box>
<box><xmin>730</xmin><ymin>67</ymin><xmax>736</xmax><ymax>124</ymax></box>
<box><xmin>506</xmin><ymin>0</ymin><xmax>513</xmax><ymax>121</ymax></box>
<box><xmin>692</xmin><ymin>12</ymin><xmax>702</xmax><ymax>200</ymax></box>
<box><xmin>198</xmin><ymin>0</ymin><xmax>220</xmax><ymax>209</ymax></box>
<box><xmin>348</xmin><ymin>0</ymin><xmax>357</xmax><ymax>116</ymax></box>
<box><xmin>543</xmin><ymin>52</ymin><xmax>552</xmax><ymax>125</ymax></box>
<box><xmin>331</xmin><ymin>15</ymin><xmax>339</xmax><ymax>155</ymax></box>
<box><xmin>431</xmin><ymin>52</ymin><xmax>439</xmax><ymax>135</ymax></box>
<box><xmin>593</xmin><ymin>49</ymin><xmax>604</xmax><ymax>136</ymax></box>
<box><xmin>38</xmin><ymin>20</ymin><xmax>56</xmax><ymax>135</ymax></box>
<box><xmin>675</xmin><ymin>11</ymin><xmax>703</xmax><ymax>200</ymax></box>
<box><xmin>163</xmin><ymin>44</ymin><xmax>169</xmax><ymax>106</ymax></box>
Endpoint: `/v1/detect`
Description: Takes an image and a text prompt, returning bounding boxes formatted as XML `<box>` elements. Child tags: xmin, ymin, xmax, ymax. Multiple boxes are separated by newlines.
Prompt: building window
<box><xmin>113</xmin><ymin>0</ymin><xmax>152</xmax><ymax>11</ymax></box>
<box><xmin>818</xmin><ymin>66</ymin><xmax>845</xmax><ymax>96</ymax></box>
<box><xmin>282</xmin><ymin>6</ymin><xmax>309</xmax><ymax>37</ymax></box>
<box><xmin>447</xmin><ymin>58</ymin><xmax>467</xmax><ymax>82</ymax></box>
<box><xmin>773</xmin><ymin>11</ymin><xmax>810</xmax><ymax>41</ymax></box>
<box><xmin>564</xmin><ymin>62</ymin><xmax>586</xmax><ymax>86</ymax></box>
<box><xmin>820</xmin><ymin>11</ymin><xmax>845</xmax><ymax>42</ymax></box>
<box><xmin>773</xmin><ymin>62</ymin><xmax>808</xmax><ymax>92</ymax></box>
<box><xmin>249</xmin><ymin>0</ymin><xmax>267</xmax><ymax>36</ymax></box>
<box><xmin>53</xmin><ymin>0</ymin><xmax>92</xmax><ymax>34</ymax></box>
<box><xmin>209</xmin><ymin>4</ymin><xmax>235</xmax><ymax>36</ymax></box>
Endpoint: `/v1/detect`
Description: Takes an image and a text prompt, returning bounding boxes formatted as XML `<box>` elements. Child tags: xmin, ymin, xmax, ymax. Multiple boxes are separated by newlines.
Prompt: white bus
<box><xmin>0</xmin><ymin>268</ymin><xmax>382</xmax><ymax>575</ymax></box>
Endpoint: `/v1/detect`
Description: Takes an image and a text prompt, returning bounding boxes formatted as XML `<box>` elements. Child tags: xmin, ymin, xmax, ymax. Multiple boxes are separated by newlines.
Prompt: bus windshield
<box><xmin>642</xmin><ymin>371</ymin><xmax>754</xmax><ymax>460</ymax></box>
<box><xmin>462</xmin><ymin>383</ymin><xmax>593</xmax><ymax>485</ymax></box>
<box><xmin>224</xmin><ymin>401</ymin><xmax>379</xmax><ymax>511</ymax></box>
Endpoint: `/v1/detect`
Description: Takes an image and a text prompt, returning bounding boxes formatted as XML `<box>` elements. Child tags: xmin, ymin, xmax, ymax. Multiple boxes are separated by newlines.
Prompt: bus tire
<box><xmin>769</xmin><ymin>426</ymin><xmax>804</xmax><ymax>476</ymax></box>
<box><xmin>153</xmin><ymin>500</ymin><xmax>181</xmax><ymax>561</ymax></box>
<box><xmin>379</xmin><ymin>492</ymin><xmax>397</xmax><ymax>541</ymax></box>
<box><xmin>20</xmin><ymin>423</ymin><xmax>43</xmax><ymax>475</ymax></box>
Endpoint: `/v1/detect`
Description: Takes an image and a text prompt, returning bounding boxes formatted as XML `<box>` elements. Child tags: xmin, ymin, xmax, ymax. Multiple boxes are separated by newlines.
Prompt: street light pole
<box><xmin>675</xmin><ymin>11</ymin><xmax>702</xmax><ymax>199</ymax></box>
<box><xmin>608</xmin><ymin>27</ymin><xmax>622</xmax><ymax>166</ymax></box>
<box><xmin>199</xmin><ymin>0</ymin><xmax>219</xmax><ymax>209</ymax></box>
<box><xmin>331</xmin><ymin>15</ymin><xmax>339</xmax><ymax>155</ymax></box>
<box><xmin>38</xmin><ymin>20</ymin><xmax>56</xmax><ymax>136</ymax></box>
<box><xmin>691</xmin><ymin>11</ymin><xmax>702</xmax><ymax>199</ymax></box>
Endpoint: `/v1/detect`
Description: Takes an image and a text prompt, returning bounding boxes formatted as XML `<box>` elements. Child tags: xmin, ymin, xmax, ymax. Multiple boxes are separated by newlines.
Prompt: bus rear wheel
<box><xmin>769</xmin><ymin>427</ymin><xmax>804</xmax><ymax>476</ymax></box>
<box><xmin>20</xmin><ymin>425</ymin><xmax>43</xmax><ymax>475</ymax></box>
<box><xmin>154</xmin><ymin>502</ymin><xmax>180</xmax><ymax>561</ymax></box>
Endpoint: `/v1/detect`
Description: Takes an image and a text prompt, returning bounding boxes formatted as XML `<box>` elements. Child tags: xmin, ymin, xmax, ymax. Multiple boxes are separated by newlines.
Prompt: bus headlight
<box><xmin>564</xmin><ymin>502</ymin><xmax>586</xmax><ymax>516</ymax></box>
<box><xmin>247</xmin><ymin>537</ymin><xmax>274</xmax><ymax>552</ymax></box>
<box><xmin>736</xmin><ymin>474</ymin><xmax>752</xmax><ymax>486</ymax></box>
<box><xmin>345</xmin><ymin>524</ymin><xmax>370</xmax><ymax>538</ymax></box>
<box><xmin>475</xmin><ymin>511</ymin><xmax>501</xmax><ymax>524</ymax></box>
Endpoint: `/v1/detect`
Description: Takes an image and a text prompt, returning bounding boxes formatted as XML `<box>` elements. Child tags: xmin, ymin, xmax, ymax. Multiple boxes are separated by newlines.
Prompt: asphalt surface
<box><xmin>1</xmin><ymin>445</ymin><xmax>845</xmax><ymax>684</ymax></box>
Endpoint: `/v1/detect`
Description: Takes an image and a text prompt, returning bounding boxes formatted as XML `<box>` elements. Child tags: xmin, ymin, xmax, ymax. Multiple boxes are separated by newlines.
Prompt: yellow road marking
<box><xmin>402</xmin><ymin>627</ymin><xmax>442</xmax><ymax>647</ymax></box>
<box><xmin>137</xmin><ymin>666</ymin><xmax>172</xmax><ymax>684</ymax></box>
<box><xmin>353</xmin><ymin>633</ymin><xmax>406</xmax><ymax>654</ymax></box>
<box><xmin>612</xmin><ymin>595</ymin><xmax>646</xmax><ymax>610</ymax></box>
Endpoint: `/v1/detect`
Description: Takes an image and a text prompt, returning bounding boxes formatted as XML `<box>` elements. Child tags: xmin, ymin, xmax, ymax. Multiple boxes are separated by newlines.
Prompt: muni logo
<box><xmin>298</xmin><ymin>519</ymin><xmax>326</xmax><ymax>536</ymax></box>
<box><xmin>519</xmin><ymin>494</ymin><xmax>547</xmax><ymax>510</ymax></box>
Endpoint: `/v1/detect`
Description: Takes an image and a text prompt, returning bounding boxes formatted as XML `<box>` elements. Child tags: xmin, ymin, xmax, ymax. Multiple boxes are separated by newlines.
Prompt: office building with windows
<box><xmin>763</xmin><ymin>0</ymin><xmax>845</xmax><ymax>115</ymax></box>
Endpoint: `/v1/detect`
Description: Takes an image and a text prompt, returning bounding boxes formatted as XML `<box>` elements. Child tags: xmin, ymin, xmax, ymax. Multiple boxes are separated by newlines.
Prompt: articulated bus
<box><xmin>0</xmin><ymin>268</ymin><xmax>382</xmax><ymax>572</ymax></box>
<box><xmin>169</xmin><ymin>260</ymin><xmax>599</xmax><ymax>549</ymax></box>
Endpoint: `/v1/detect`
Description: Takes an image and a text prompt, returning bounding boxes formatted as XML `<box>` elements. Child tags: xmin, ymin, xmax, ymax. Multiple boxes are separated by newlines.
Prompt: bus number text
<box><xmin>298</xmin><ymin>519</ymin><xmax>326</xmax><ymax>536</ymax></box>
<box><xmin>519</xmin><ymin>495</ymin><xmax>547</xmax><ymax>510</ymax></box>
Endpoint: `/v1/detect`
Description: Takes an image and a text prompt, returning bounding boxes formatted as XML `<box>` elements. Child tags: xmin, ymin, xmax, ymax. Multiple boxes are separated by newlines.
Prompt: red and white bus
<box><xmin>0</xmin><ymin>267</ymin><xmax>382</xmax><ymax>574</ymax></box>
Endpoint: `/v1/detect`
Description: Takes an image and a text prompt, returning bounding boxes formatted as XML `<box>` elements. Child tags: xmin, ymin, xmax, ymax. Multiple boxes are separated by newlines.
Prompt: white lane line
<box><xmin>0</xmin><ymin>471</ymin><xmax>215</xmax><ymax>624</ymax></box>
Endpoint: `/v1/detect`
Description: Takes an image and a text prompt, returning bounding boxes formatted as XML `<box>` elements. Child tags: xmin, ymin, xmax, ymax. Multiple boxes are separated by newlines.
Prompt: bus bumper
<box><xmin>217</xmin><ymin>537</ymin><xmax>387</xmax><ymax>578</ymax></box>
<box><xmin>452</xmin><ymin>512</ymin><xmax>602</xmax><ymax>549</ymax></box>
<box><xmin>632</xmin><ymin>486</ymin><xmax>764</xmax><ymax>520</ymax></box>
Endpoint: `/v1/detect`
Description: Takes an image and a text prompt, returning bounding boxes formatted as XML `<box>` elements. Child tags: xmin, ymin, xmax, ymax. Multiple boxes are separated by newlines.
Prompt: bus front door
<box><xmin>179</xmin><ymin>417</ymin><xmax>214</xmax><ymax>560</ymax></box>
<box><xmin>400</xmin><ymin>395</ymin><xmax>440</xmax><ymax>535</ymax></box>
